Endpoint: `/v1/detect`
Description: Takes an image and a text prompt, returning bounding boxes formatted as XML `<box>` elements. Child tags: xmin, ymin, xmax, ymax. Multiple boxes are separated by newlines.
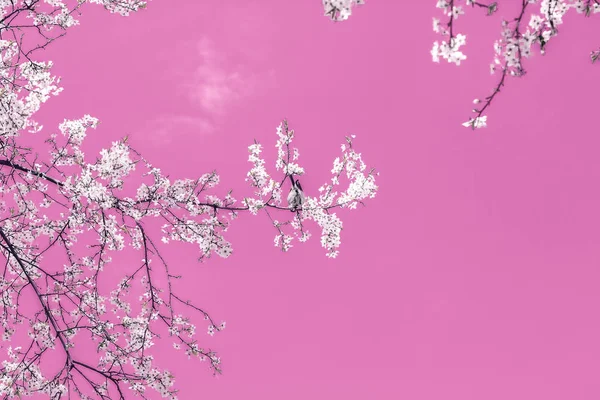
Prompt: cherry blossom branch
<box><xmin>0</xmin><ymin>226</ymin><xmax>76</xmax><ymax>396</ymax></box>
<box><xmin>0</xmin><ymin>115</ymin><xmax>376</xmax><ymax>398</ymax></box>
<box><xmin>0</xmin><ymin>159</ymin><xmax>63</xmax><ymax>186</ymax></box>
<box><xmin>468</xmin><ymin>0</ymin><xmax>498</xmax><ymax>13</ymax></box>
<box><xmin>463</xmin><ymin>0</ymin><xmax>530</xmax><ymax>129</ymax></box>
<box><xmin>431</xmin><ymin>0</ymin><xmax>498</xmax><ymax>65</ymax></box>
<box><xmin>432</xmin><ymin>0</ymin><xmax>600</xmax><ymax>128</ymax></box>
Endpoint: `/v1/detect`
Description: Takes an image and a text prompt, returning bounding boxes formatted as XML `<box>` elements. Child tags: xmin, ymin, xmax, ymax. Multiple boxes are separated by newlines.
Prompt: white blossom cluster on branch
<box><xmin>430</xmin><ymin>0</ymin><xmax>600</xmax><ymax>129</ymax></box>
<box><xmin>0</xmin><ymin>0</ymin><xmax>378</xmax><ymax>399</ymax></box>
<box><xmin>322</xmin><ymin>0</ymin><xmax>364</xmax><ymax>21</ymax></box>
<box><xmin>246</xmin><ymin>120</ymin><xmax>377</xmax><ymax>257</ymax></box>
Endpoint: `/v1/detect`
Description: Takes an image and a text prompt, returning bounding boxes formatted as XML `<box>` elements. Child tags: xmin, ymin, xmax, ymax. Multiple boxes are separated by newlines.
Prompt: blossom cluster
<box><xmin>246</xmin><ymin>121</ymin><xmax>378</xmax><ymax>257</ymax></box>
<box><xmin>431</xmin><ymin>0</ymin><xmax>468</xmax><ymax>65</ymax></box>
<box><xmin>431</xmin><ymin>1</ymin><xmax>499</xmax><ymax>65</ymax></box>
<box><xmin>322</xmin><ymin>0</ymin><xmax>365</xmax><ymax>21</ymax></box>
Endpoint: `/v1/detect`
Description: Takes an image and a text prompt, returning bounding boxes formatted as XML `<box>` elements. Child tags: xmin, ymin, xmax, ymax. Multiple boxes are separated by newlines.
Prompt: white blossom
<box><xmin>462</xmin><ymin>115</ymin><xmax>487</xmax><ymax>129</ymax></box>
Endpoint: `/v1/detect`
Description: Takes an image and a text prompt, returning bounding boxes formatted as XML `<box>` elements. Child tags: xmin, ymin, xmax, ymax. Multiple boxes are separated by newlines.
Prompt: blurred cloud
<box><xmin>145</xmin><ymin>34</ymin><xmax>275</xmax><ymax>146</ymax></box>
<box><xmin>185</xmin><ymin>37</ymin><xmax>257</xmax><ymax>115</ymax></box>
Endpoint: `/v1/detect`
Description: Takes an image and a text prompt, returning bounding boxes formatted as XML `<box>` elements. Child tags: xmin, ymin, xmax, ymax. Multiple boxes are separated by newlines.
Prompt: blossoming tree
<box><xmin>0</xmin><ymin>0</ymin><xmax>378</xmax><ymax>398</ymax></box>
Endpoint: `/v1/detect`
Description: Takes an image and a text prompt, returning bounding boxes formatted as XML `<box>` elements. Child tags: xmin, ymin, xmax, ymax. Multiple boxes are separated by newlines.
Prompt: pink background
<box><xmin>32</xmin><ymin>1</ymin><xmax>600</xmax><ymax>399</ymax></box>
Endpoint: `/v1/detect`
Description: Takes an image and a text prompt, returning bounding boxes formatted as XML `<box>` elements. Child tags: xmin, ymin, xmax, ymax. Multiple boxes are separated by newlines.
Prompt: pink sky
<box><xmin>32</xmin><ymin>1</ymin><xmax>600</xmax><ymax>399</ymax></box>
